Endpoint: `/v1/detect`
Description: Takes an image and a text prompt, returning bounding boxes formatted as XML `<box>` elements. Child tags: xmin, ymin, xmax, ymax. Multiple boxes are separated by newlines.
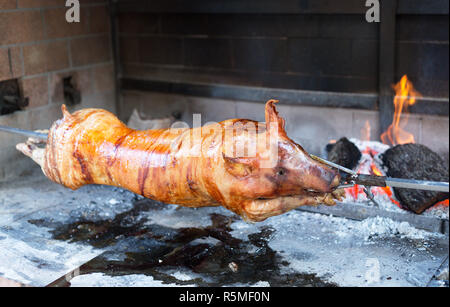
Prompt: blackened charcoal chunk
<box><xmin>326</xmin><ymin>137</ymin><xmax>362</xmax><ymax>171</ymax></box>
<box><xmin>381</xmin><ymin>143</ymin><xmax>449</xmax><ymax>214</ymax></box>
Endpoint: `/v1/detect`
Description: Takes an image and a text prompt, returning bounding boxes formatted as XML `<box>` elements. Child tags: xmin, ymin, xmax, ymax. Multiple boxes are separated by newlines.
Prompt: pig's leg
<box><xmin>16</xmin><ymin>130</ymin><xmax>47</xmax><ymax>168</ymax></box>
<box><xmin>242</xmin><ymin>191</ymin><xmax>344</xmax><ymax>222</ymax></box>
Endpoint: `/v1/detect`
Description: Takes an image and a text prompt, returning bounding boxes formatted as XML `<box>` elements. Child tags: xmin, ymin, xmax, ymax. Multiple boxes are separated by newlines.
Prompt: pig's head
<box><xmin>222</xmin><ymin>100</ymin><xmax>340</xmax><ymax>205</ymax></box>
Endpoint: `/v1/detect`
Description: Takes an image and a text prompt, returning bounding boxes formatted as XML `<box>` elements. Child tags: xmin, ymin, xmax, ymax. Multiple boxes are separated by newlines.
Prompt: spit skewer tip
<box><xmin>0</xmin><ymin>125</ymin><xmax>48</xmax><ymax>140</ymax></box>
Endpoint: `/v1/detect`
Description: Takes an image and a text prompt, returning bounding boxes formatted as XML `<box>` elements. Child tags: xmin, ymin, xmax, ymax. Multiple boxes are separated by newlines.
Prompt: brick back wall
<box><xmin>119</xmin><ymin>13</ymin><xmax>379</xmax><ymax>94</ymax></box>
<box><xmin>0</xmin><ymin>1</ymin><xmax>116</xmax><ymax>182</ymax></box>
<box><xmin>118</xmin><ymin>12</ymin><xmax>449</xmax><ymax>98</ymax></box>
<box><xmin>396</xmin><ymin>14</ymin><xmax>449</xmax><ymax>98</ymax></box>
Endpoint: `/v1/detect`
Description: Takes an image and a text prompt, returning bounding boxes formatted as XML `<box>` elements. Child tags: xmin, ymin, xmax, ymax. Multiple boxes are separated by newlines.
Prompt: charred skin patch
<box><xmin>73</xmin><ymin>150</ymin><xmax>93</xmax><ymax>183</ymax></box>
<box><xmin>187</xmin><ymin>178</ymin><xmax>197</xmax><ymax>192</ymax></box>
<box><xmin>177</xmin><ymin>138</ymin><xmax>183</xmax><ymax>151</ymax></box>
<box><xmin>104</xmin><ymin>165</ymin><xmax>113</xmax><ymax>182</ymax></box>
<box><xmin>107</xmin><ymin>131</ymin><xmax>133</xmax><ymax>167</ymax></box>
<box><xmin>47</xmin><ymin>124</ymin><xmax>62</xmax><ymax>184</ymax></box>
<box><xmin>186</xmin><ymin>164</ymin><xmax>198</xmax><ymax>194</ymax></box>
<box><xmin>137</xmin><ymin>165</ymin><xmax>150</xmax><ymax>196</ymax></box>
<box><xmin>204</xmin><ymin>159</ymin><xmax>226</xmax><ymax>205</ymax></box>
<box><xmin>171</xmin><ymin>157</ymin><xmax>177</xmax><ymax>168</ymax></box>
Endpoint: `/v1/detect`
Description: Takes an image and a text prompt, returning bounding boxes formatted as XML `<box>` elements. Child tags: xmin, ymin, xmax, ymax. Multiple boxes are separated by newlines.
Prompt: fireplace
<box><xmin>0</xmin><ymin>0</ymin><xmax>448</xmax><ymax>288</ymax></box>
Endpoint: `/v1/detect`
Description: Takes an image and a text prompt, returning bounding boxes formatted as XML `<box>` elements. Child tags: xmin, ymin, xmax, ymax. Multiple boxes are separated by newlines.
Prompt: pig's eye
<box><xmin>277</xmin><ymin>168</ymin><xmax>286</xmax><ymax>176</ymax></box>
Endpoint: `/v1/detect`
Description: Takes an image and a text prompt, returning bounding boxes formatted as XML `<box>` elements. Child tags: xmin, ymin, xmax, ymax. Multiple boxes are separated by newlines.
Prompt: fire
<box><xmin>345</xmin><ymin>146</ymin><xmax>402</xmax><ymax>208</ymax></box>
<box><xmin>433</xmin><ymin>199</ymin><xmax>449</xmax><ymax>208</ymax></box>
<box><xmin>381</xmin><ymin>75</ymin><xmax>421</xmax><ymax>146</ymax></box>
<box><xmin>341</xmin><ymin>142</ymin><xmax>447</xmax><ymax>211</ymax></box>
<box><xmin>370</xmin><ymin>163</ymin><xmax>401</xmax><ymax>208</ymax></box>
<box><xmin>335</xmin><ymin>81</ymin><xmax>448</xmax><ymax>212</ymax></box>
<box><xmin>371</xmin><ymin>163</ymin><xmax>382</xmax><ymax>176</ymax></box>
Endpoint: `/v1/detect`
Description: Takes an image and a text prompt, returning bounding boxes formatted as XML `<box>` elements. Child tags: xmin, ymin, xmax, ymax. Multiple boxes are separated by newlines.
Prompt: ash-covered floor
<box><xmin>0</xmin><ymin>171</ymin><xmax>448</xmax><ymax>287</ymax></box>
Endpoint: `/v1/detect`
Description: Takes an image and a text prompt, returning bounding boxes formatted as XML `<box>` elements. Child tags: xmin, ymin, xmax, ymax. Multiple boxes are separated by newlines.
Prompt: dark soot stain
<box><xmin>29</xmin><ymin>199</ymin><xmax>336</xmax><ymax>287</ymax></box>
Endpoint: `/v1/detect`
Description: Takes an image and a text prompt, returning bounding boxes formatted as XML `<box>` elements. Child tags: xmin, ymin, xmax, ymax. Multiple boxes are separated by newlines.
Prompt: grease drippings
<box><xmin>29</xmin><ymin>199</ymin><xmax>336</xmax><ymax>287</ymax></box>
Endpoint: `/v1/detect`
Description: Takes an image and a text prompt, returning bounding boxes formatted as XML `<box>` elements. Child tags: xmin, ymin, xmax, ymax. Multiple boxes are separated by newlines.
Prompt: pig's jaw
<box><xmin>241</xmin><ymin>190</ymin><xmax>344</xmax><ymax>222</ymax></box>
<box><xmin>238</xmin><ymin>175</ymin><xmax>345</xmax><ymax>222</ymax></box>
<box><xmin>237</xmin><ymin>140</ymin><xmax>343</xmax><ymax>222</ymax></box>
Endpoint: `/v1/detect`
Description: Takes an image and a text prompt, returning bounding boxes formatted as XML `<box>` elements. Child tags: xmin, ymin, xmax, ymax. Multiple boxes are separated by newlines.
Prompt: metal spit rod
<box><xmin>1</xmin><ymin>125</ymin><xmax>449</xmax><ymax>193</ymax></box>
<box><xmin>310</xmin><ymin>154</ymin><xmax>357</xmax><ymax>175</ymax></box>
<box><xmin>310</xmin><ymin>154</ymin><xmax>449</xmax><ymax>193</ymax></box>
<box><xmin>0</xmin><ymin>125</ymin><xmax>48</xmax><ymax>140</ymax></box>
<box><xmin>385</xmin><ymin>177</ymin><xmax>449</xmax><ymax>193</ymax></box>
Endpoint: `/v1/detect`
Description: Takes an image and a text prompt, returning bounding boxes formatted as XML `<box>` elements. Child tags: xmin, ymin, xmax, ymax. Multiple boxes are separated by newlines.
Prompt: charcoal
<box><xmin>381</xmin><ymin>143</ymin><xmax>449</xmax><ymax>214</ymax></box>
<box><xmin>326</xmin><ymin>137</ymin><xmax>362</xmax><ymax>171</ymax></box>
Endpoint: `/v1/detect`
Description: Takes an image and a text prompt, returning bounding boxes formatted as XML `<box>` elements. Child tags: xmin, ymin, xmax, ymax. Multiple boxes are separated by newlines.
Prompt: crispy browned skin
<box><xmin>37</xmin><ymin>100</ymin><xmax>341</xmax><ymax>222</ymax></box>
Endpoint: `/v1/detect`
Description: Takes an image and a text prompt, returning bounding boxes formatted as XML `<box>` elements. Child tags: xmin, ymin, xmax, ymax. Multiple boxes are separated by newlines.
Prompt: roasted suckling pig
<box><xmin>17</xmin><ymin>100</ymin><xmax>342</xmax><ymax>221</ymax></box>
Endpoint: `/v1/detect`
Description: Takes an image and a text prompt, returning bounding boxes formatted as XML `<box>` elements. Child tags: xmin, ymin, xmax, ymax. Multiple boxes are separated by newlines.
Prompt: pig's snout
<box><xmin>277</xmin><ymin>141</ymin><xmax>340</xmax><ymax>194</ymax></box>
<box><xmin>330</xmin><ymin>173</ymin><xmax>340</xmax><ymax>188</ymax></box>
<box><xmin>303</xmin><ymin>162</ymin><xmax>340</xmax><ymax>193</ymax></box>
<box><xmin>321</xmin><ymin>168</ymin><xmax>340</xmax><ymax>192</ymax></box>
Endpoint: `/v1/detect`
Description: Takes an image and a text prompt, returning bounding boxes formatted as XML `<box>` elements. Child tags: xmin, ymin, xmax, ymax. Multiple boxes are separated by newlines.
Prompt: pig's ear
<box><xmin>61</xmin><ymin>104</ymin><xmax>73</xmax><ymax>119</ymax></box>
<box><xmin>222</xmin><ymin>153</ymin><xmax>257</xmax><ymax>177</ymax></box>
<box><xmin>265</xmin><ymin>99</ymin><xmax>286</xmax><ymax>136</ymax></box>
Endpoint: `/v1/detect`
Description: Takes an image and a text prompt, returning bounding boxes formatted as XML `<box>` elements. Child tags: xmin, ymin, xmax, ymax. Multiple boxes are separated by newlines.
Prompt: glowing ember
<box><xmin>330</xmin><ymin>81</ymin><xmax>448</xmax><ymax>214</ymax></box>
<box><xmin>370</xmin><ymin>163</ymin><xmax>401</xmax><ymax>208</ymax></box>
<box><xmin>340</xmin><ymin>138</ymin><xmax>448</xmax><ymax>214</ymax></box>
<box><xmin>381</xmin><ymin>75</ymin><xmax>421</xmax><ymax>146</ymax></box>
<box><xmin>344</xmin><ymin>144</ymin><xmax>402</xmax><ymax>209</ymax></box>
<box><xmin>433</xmin><ymin>199</ymin><xmax>449</xmax><ymax>208</ymax></box>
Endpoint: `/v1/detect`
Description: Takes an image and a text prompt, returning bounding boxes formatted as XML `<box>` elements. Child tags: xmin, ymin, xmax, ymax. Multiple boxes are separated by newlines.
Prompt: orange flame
<box><xmin>370</xmin><ymin>163</ymin><xmax>402</xmax><ymax>208</ymax></box>
<box><xmin>371</xmin><ymin>164</ymin><xmax>383</xmax><ymax>176</ymax></box>
<box><xmin>433</xmin><ymin>199</ymin><xmax>449</xmax><ymax>208</ymax></box>
<box><xmin>381</xmin><ymin>75</ymin><xmax>421</xmax><ymax>146</ymax></box>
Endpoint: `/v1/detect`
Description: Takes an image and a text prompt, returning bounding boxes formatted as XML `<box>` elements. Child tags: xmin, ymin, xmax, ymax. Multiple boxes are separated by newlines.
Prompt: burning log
<box><xmin>326</xmin><ymin>137</ymin><xmax>362</xmax><ymax>171</ymax></box>
<box><xmin>381</xmin><ymin>143</ymin><xmax>449</xmax><ymax>214</ymax></box>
